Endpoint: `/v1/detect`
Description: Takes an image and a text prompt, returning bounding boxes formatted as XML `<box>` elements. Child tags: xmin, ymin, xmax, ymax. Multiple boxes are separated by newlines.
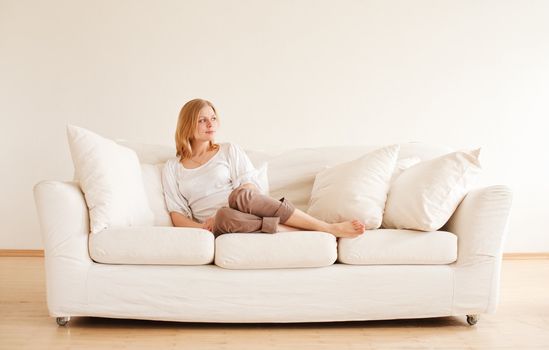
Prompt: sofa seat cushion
<box><xmin>89</xmin><ymin>227</ymin><xmax>214</xmax><ymax>265</ymax></box>
<box><xmin>215</xmin><ymin>232</ymin><xmax>337</xmax><ymax>269</ymax></box>
<box><xmin>338</xmin><ymin>229</ymin><xmax>457</xmax><ymax>265</ymax></box>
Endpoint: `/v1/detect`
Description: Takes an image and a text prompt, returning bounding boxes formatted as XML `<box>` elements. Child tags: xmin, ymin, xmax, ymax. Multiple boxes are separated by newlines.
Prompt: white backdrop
<box><xmin>1</xmin><ymin>0</ymin><xmax>548</xmax><ymax>251</ymax></box>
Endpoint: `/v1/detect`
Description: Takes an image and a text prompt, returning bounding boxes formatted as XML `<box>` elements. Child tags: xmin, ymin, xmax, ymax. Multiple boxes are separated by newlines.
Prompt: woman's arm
<box><xmin>170</xmin><ymin>212</ymin><xmax>204</xmax><ymax>228</ymax></box>
<box><xmin>228</xmin><ymin>143</ymin><xmax>265</xmax><ymax>193</ymax></box>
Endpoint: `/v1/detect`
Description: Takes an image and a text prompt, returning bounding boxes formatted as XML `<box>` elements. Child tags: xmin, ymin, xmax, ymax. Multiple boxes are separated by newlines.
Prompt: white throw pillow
<box><xmin>67</xmin><ymin>125</ymin><xmax>154</xmax><ymax>233</ymax></box>
<box><xmin>307</xmin><ymin>145</ymin><xmax>400</xmax><ymax>229</ymax></box>
<box><xmin>391</xmin><ymin>156</ymin><xmax>421</xmax><ymax>184</ymax></box>
<box><xmin>382</xmin><ymin>149</ymin><xmax>482</xmax><ymax>231</ymax></box>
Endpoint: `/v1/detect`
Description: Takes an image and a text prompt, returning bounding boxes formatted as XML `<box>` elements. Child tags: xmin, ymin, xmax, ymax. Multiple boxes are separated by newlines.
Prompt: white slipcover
<box><xmin>33</xmin><ymin>143</ymin><xmax>513</xmax><ymax>323</ymax></box>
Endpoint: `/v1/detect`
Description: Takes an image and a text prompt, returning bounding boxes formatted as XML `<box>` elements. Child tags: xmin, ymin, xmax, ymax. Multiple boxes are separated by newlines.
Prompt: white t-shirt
<box><xmin>161</xmin><ymin>142</ymin><xmax>264</xmax><ymax>223</ymax></box>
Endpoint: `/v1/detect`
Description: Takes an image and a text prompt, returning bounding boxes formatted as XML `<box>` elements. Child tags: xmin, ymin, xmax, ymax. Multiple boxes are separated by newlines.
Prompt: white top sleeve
<box><xmin>161</xmin><ymin>159</ymin><xmax>193</xmax><ymax>219</ymax></box>
<box><xmin>228</xmin><ymin>143</ymin><xmax>265</xmax><ymax>192</ymax></box>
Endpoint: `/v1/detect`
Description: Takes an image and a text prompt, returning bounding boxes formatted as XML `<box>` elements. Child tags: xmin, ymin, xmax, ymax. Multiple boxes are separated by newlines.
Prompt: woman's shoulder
<box><xmin>163</xmin><ymin>157</ymin><xmax>180</xmax><ymax>172</ymax></box>
<box><xmin>220</xmin><ymin>142</ymin><xmax>245</xmax><ymax>155</ymax></box>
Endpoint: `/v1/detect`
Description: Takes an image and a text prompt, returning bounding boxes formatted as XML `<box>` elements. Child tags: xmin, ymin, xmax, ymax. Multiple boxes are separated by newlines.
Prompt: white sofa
<box><xmin>33</xmin><ymin>143</ymin><xmax>513</xmax><ymax>326</ymax></box>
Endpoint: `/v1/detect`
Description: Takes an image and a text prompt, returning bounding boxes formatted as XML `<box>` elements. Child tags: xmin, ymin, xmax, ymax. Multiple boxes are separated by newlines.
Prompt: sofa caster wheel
<box><xmin>56</xmin><ymin>316</ymin><xmax>70</xmax><ymax>326</ymax></box>
<box><xmin>466</xmin><ymin>314</ymin><xmax>478</xmax><ymax>326</ymax></box>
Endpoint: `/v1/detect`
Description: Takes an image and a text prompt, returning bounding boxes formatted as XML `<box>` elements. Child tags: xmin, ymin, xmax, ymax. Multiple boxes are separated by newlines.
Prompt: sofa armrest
<box><xmin>33</xmin><ymin>181</ymin><xmax>92</xmax><ymax>264</ymax></box>
<box><xmin>34</xmin><ymin>181</ymin><xmax>93</xmax><ymax>316</ymax></box>
<box><xmin>445</xmin><ymin>185</ymin><xmax>513</xmax><ymax>266</ymax></box>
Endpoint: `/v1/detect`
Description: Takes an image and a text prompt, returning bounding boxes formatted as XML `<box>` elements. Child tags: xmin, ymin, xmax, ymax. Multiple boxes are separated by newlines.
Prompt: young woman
<box><xmin>162</xmin><ymin>98</ymin><xmax>366</xmax><ymax>238</ymax></box>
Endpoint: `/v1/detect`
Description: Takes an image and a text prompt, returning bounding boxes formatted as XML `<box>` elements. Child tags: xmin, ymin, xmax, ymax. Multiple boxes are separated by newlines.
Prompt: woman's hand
<box><xmin>202</xmin><ymin>216</ymin><xmax>216</xmax><ymax>231</ymax></box>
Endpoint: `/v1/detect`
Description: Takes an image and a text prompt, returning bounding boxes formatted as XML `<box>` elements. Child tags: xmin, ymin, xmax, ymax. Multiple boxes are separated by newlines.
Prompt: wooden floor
<box><xmin>1</xmin><ymin>258</ymin><xmax>548</xmax><ymax>349</ymax></box>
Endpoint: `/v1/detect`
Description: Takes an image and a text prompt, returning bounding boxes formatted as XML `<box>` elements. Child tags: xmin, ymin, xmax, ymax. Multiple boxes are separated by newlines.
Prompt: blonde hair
<box><xmin>175</xmin><ymin>98</ymin><xmax>220</xmax><ymax>160</ymax></box>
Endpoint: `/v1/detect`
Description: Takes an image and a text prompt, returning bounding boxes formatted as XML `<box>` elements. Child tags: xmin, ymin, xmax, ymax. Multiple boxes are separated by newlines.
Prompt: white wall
<box><xmin>1</xmin><ymin>0</ymin><xmax>548</xmax><ymax>252</ymax></box>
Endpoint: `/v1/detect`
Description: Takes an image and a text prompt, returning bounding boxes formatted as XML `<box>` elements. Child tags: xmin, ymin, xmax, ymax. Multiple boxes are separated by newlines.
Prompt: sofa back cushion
<box><xmin>141</xmin><ymin>163</ymin><xmax>173</xmax><ymax>226</ymax></box>
<box><xmin>248</xmin><ymin>143</ymin><xmax>453</xmax><ymax>212</ymax></box>
<box><xmin>121</xmin><ymin>141</ymin><xmax>453</xmax><ymax>223</ymax></box>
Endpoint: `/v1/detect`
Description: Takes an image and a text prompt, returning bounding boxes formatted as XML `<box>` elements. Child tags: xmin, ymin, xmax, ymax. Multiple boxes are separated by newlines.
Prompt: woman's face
<box><xmin>193</xmin><ymin>105</ymin><xmax>218</xmax><ymax>142</ymax></box>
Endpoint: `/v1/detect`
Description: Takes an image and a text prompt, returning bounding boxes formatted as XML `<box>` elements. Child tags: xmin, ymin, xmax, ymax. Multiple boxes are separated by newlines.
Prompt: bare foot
<box><xmin>328</xmin><ymin>220</ymin><xmax>365</xmax><ymax>238</ymax></box>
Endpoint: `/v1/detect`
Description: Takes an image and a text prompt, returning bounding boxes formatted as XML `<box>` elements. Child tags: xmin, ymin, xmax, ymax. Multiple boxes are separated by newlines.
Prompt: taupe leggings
<box><xmin>212</xmin><ymin>187</ymin><xmax>296</xmax><ymax>236</ymax></box>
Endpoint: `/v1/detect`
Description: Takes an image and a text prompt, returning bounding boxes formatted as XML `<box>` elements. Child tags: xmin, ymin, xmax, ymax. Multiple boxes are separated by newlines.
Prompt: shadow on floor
<box><xmin>59</xmin><ymin>315</ymin><xmax>469</xmax><ymax>330</ymax></box>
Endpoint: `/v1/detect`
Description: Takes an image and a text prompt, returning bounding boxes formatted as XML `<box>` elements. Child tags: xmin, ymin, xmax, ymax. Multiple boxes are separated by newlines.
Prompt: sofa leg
<box><xmin>56</xmin><ymin>316</ymin><xmax>71</xmax><ymax>326</ymax></box>
<box><xmin>466</xmin><ymin>314</ymin><xmax>479</xmax><ymax>326</ymax></box>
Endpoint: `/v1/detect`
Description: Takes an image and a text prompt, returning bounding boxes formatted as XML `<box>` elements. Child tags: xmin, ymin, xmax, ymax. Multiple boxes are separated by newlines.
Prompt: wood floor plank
<box><xmin>1</xmin><ymin>257</ymin><xmax>548</xmax><ymax>349</ymax></box>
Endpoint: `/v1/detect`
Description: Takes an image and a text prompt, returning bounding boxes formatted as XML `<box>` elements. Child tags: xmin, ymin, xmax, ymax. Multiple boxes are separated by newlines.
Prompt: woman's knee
<box><xmin>228</xmin><ymin>187</ymin><xmax>254</xmax><ymax>211</ymax></box>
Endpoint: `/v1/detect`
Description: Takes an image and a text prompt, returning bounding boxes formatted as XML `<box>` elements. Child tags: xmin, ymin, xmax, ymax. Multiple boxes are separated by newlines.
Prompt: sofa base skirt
<box><xmin>50</xmin><ymin>263</ymin><xmax>457</xmax><ymax>323</ymax></box>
